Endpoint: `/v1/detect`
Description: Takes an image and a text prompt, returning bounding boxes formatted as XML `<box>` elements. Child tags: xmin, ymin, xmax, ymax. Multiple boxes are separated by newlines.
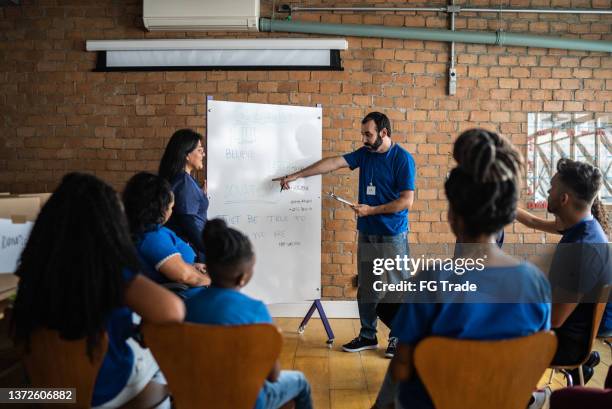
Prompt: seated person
<box><xmin>123</xmin><ymin>172</ymin><xmax>210</xmax><ymax>296</ymax></box>
<box><xmin>516</xmin><ymin>161</ymin><xmax>611</xmax><ymax>383</ymax></box>
<box><xmin>12</xmin><ymin>173</ymin><xmax>185</xmax><ymax>408</ymax></box>
<box><xmin>185</xmin><ymin>218</ymin><xmax>313</xmax><ymax>409</ymax></box>
<box><xmin>376</xmin><ymin>130</ymin><xmax>509</xmax><ymax>351</ymax></box>
<box><xmin>382</xmin><ymin>129</ymin><xmax>551</xmax><ymax>409</ymax></box>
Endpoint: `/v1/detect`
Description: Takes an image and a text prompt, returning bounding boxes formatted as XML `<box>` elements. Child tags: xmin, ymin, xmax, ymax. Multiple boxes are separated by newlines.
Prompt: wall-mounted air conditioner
<box><xmin>143</xmin><ymin>0</ymin><xmax>259</xmax><ymax>32</ymax></box>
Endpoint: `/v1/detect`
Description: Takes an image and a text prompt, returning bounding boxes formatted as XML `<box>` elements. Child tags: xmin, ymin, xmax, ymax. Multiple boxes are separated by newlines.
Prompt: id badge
<box><xmin>366</xmin><ymin>185</ymin><xmax>376</xmax><ymax>196</ymax></box>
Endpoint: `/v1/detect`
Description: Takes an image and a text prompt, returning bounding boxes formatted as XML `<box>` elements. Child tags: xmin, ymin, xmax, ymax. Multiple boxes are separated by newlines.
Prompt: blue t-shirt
<box><xmin>393</xmin><ymin>262</ymin><xmax>551</xmax><ymax>409</ymax></box>
<box><xmin>166</xmin><ymin>172</ymin><xmax>209</xmax><ymax>260</ymax></box>
<box><xmin>343</xmin><ymin>144</ymin><xmax>415</xmax><ymax>235</ymax></box>
<box><xmin>92</xmin><ymin>269</ymin><xmax>138</xmax><ymax>406</ymax></box>
<box><xmin>185</xmin><ymin>287</ymin><xmax>273</xmax><ymax>409</ymax></box>
<box><xmin>136</xmin><ymin>225</ymin><xmax>196</xmax><ymax>285</ymax></box>
<box><xmin>551</xmin><ymin>216</ymin><xmax>611</xmax><ymax>350</ymax></box>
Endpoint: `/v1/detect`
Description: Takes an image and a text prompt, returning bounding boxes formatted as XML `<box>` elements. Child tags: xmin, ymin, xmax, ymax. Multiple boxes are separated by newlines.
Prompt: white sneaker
<box><xmin>528</xmin><ymin>386</ymin><xmax>551</xmax><ymax>409</ymax></box>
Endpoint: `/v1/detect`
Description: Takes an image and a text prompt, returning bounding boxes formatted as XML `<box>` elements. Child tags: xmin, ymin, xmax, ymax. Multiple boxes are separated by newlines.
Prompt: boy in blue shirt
<box><xmin>274</xmin><ymin>112</ymin><xmax>416</xmax><ymax>356</ymax></box>
<box><xmin>185</xmin><ymin>218</ymin><xmax>313</xmax><ymax>409</ymax></box>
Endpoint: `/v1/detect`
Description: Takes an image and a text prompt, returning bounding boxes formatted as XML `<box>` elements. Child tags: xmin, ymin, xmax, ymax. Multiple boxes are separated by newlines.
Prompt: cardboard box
<box><xmin>0</xmin><ymin>196</ymin><xmax>42</xmax><ymax>274</ymax></box>
<box><xmin>18</xmin><ymin>193</ymin><xmax>51</xmax><ymax>208</ymax></box>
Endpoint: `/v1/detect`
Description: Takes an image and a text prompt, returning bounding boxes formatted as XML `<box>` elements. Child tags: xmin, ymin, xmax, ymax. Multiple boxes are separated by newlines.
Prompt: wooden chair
<box><xmin>414</xmin><ymin>332</ymin><xmax>557</xmax><ymax>409</ymax></box>
<box><xmin>550</xmin><ymin>285</ymin><xmax>611</xmax><ymax>386</ymax></box>
<box><xmin>142</xmin><ymin>322</ymin><xmax>288</xmax><ymax>409</ymax></box>
<box><xmin>23</xmin><ymin>329</ymin><xmax>108</xmax><ymax>408</ymax></box>
<box><xmin>23</xmin><ymin>329</ymin><xmax>168</xmax><ymax>409</ymax></box>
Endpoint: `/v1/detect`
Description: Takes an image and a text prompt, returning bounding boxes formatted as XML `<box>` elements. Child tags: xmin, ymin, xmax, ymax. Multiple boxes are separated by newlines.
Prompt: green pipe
<box><xmin>260</xmin><ymin>18</ymin><xmax>612</xmax><ymax>53</ymax></box>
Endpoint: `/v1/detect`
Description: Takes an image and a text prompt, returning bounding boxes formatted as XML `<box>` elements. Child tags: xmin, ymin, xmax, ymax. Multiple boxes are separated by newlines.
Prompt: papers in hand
<box><xmin>327</xmin><ymin>192</ymin><xmax>354</xmax><ymax>207</ymax></box>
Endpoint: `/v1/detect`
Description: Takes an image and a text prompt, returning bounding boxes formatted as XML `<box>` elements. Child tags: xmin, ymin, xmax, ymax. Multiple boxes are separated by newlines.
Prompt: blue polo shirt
<box><xmin>393</xmin><ymin>262</ymin><xmax>551</xmax><ymax>409</ymax></box>
<box><xmin>136</xmin><ymin>225</ymin><xmax>196</xmax><ymax>285</ymax></box>
<box><xmin>185</xmin><ymin>287</ymin><xmax>273</xmax><ymax>409</ymax></box>
<box><xmin>343</xmin><ymin>144</ymin><xmax>415</xmax><ymax>236</ymax></box>
<box><xmin>92</xmin><ymin>269</ymin><xmax>138</xmax><ymax>406</ymax></box>
<box><xmin>550</xmin><ymin>216</ymin><xmax>611</xmax><ymax>358</ymax></box>
<box><xmin>166</xmin><ymin>172</ymin><xmax>209</xmax><ymax>261</ymax></box>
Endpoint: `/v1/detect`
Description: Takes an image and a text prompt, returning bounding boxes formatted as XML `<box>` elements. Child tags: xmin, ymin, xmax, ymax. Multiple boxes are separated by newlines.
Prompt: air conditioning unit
<box><xmin>143</xmin><ymin>0</ymin><xmax>260</xmax><ymax>32</ymax></box>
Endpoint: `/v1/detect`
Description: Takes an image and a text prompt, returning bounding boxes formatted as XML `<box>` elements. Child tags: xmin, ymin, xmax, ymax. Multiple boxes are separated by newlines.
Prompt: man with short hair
<box><xmin>274</xmin><ymin>112</ymin><xmax>416</xmax><ymax>357</ymax></box>
<box><xmin>517</xmin><ymin>158</ymin><xmax>611</xmax><ymax>384</ymax></box>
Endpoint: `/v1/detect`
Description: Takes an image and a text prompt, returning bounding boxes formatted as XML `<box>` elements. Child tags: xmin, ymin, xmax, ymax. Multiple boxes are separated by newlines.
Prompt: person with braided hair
<box><xmin>516</xmin><ymin>158</ymin><xmax>611</xmax><ymax>384</ymax></box>
<box><xmin>374</xmin><ymin>129</ymin><xmax>551</xmax><ymax>409</ymax></box>
<box><xmin>185</xmin><ymin>219</ymin><xmax>313</xmax><ymax>409</ymax></box>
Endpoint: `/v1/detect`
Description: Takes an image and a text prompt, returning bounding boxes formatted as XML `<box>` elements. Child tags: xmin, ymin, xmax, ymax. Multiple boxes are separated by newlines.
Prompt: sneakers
<box><xmin>342</xmin><ymin>336</ymin><xmax>378</xmax><ymax>352</ymax></box>
<box><xmin>528</xmin><ymin>386</ymin><xmax>551</xmax><ymax>409</ymax></box>
<box><xmin>385</xmin><ymin>337</ymin><xmax>398</xmax><ymax>358</ymax></box>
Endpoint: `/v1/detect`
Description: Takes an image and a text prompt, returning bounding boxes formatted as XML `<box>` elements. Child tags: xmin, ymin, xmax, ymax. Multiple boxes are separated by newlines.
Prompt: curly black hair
<box><xmin>446</xmin><ymin>129</ymin><xmax>523</xmax><ymax>237</ymax></box>
<box><xmin>12</xmin><ymin>173</ymin><xmax>141</xmax><ymax>359</ymax></box>
<box><xmin>122</xmin><ymin>172</ymin><xmax>174</xmax><ymax>238</ymax></box>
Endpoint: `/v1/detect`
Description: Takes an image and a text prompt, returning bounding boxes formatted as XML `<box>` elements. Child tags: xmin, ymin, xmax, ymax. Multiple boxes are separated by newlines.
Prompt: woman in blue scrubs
<box><xmin>159</xmin><ymin>129</ymin><xmax>209</xmax><ymax>261</ymax></box>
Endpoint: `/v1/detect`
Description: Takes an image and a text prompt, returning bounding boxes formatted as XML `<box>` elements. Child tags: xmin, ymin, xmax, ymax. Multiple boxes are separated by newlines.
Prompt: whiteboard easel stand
<box><xmin>297</xmin><ymin>103</ymin><xmax>335</xmax><ymax>349</ymax></box>
<box><xmin>298</xmin><ymin>299</ymin><xmax>335</xmax><ymax>349</ymax></box>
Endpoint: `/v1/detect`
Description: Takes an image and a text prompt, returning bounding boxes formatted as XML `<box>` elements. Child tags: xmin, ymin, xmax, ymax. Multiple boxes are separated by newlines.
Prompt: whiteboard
<box><xmin>207</xmin><ymin>100</ymin><xmax>322</xmax><ymax>303</ymax></box>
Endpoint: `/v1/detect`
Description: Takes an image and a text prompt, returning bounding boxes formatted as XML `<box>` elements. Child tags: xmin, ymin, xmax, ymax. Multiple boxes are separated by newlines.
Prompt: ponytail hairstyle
<box><xmin>202</xmin><ymin>218</ymin><xmax>254</xmax><ymax>281</ymax></box>
<box><xmin>592</xmin><ymin>197</ymin><xmax>610</xmax><ymax>238</ymax></box>
<box><xmin>445</xmin><ymin>129</ymin><xmax>524</xmax><ymax>237</ymax></box>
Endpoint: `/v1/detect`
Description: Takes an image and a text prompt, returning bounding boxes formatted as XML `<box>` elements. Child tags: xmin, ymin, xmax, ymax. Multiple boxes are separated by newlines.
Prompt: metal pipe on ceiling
<box><xmin>259</xmin><ymin>18</ymin><xmax>612</xmax><ymax>53</ymax></box>
<box><xmin>286</xmin><ymin>6</ymin><xmax>612</xmax><ymax>15</ymax></box>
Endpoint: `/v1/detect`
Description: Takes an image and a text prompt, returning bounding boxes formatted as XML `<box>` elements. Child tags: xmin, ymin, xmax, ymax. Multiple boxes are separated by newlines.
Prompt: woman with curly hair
<box><xmin>123</xmin><ymin>172</ymin><xmax>210</xmax><ymax>297</ymax></box>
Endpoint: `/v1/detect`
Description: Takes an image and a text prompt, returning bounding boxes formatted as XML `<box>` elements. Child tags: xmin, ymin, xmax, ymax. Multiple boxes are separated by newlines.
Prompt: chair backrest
<box><xmin>142</xmin><ymin>322</ymin><xmax>282</xmax><ymax>409</ymax></box>
<box><xmin>593</xmin><ymin>284</ymin><xmax>612</xmax><ymax>337</ymax></box>
<box><xmin>574</xmin><ymin>284</ymin><xmax>612</xmax><ymax>365</ymax></box>
<box><xmin>23</xmin><ymin>329</ymin><xmax>108</xmax><ymax>409</ymax></box>
<box><xmin>414</xmin><ymin>331</ymin><xmax>557</xmax><ymax>409</ymax></box>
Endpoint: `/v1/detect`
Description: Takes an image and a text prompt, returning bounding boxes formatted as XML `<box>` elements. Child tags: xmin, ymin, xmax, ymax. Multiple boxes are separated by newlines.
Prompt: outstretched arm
<box><xmin>515</xmin><ymin>208</ymin><xmax>562</xmax><ymax>235</ymax></box>
<box><xmin>273</xmin><ymin>156</ymin><xmax>349</xmax><ymax>190</ymax></box>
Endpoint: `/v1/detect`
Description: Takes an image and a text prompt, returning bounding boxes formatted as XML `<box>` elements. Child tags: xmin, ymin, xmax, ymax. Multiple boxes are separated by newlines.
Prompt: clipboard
<box><xmin>327</xmin><ymin>192</ymin><xmax>355</xmax><ymax>207</ymax></box>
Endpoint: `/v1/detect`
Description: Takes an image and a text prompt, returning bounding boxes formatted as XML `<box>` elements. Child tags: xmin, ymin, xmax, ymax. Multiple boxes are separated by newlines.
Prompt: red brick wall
<box><xmin>1</xmin><ymin>0</ymin><xmax>610</xmax><ymax>299</ymax></box>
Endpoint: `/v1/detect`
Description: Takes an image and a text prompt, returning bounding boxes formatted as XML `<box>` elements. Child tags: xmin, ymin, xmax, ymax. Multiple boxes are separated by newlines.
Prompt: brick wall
<box><xmin>1</xmin><ymin>0</ymin><xmax>610</xmax><ymax>299</ymax></box>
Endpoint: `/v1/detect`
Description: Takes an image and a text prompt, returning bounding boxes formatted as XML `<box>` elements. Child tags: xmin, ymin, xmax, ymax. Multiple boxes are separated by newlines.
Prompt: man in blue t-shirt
<box><xmin>274</xmin><ymin>112</ymin><xmax>416</xmax><ymax>356</ymax></box>
<box><xmin>516</xmin><ymin>158</ymin><xmax>611</xmax><ymax>384</ymax></box>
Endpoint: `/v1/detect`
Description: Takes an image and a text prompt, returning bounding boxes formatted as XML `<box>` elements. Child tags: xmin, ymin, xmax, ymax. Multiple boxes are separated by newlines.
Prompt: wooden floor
<box><xmin>274</xmin><ymin>318</ymin><xmax>611</xmax><ymax>409</ymax></box>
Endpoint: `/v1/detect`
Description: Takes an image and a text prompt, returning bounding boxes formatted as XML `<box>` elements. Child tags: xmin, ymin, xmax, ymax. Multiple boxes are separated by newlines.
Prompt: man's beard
<box><xmin>364</xmin><ymin>135</ymin><xmax>383</xmax><ymax>151</ymax></box>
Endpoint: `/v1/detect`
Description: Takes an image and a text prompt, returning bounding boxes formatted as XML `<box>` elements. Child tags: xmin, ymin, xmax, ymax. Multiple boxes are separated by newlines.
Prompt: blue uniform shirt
<box><xmin>393</xmin><ymin>262</ymin><xmax>551</xmax><ymax>409</ymax></box>
<box><xmin>136</xmin><ymin>225</ymin><xmax>196</xmax><ymax>285</ymax></box>
<box><xmin>185</xmin><ymin>287</ymin><xmax>273</xmax><ymax>409</ymax></box>
<box><xmin>343</xmin><ymin>144</ymin><xmax>415</xmax><ymax>235</ymax></box>
<box><xmin>92</xmin><ymin>269</ymin><xmax>138</xmax><ymax>406</ymax></box>
<box><xmin>166</xmin><ymin>172</ymin><xmax>208</xmax><ymax>261</ymax></box>
<box><xmin>551</xmin><ymin>216</ymin><xmax>611</xmax><ymax>353</ymax></box>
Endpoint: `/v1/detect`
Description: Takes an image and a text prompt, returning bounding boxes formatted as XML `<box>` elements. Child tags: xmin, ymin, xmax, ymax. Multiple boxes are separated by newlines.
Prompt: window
<box><xmin>526</xmin><ymin>113</ymin><xmax>612</xmax><ymax>207</ymax></box>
